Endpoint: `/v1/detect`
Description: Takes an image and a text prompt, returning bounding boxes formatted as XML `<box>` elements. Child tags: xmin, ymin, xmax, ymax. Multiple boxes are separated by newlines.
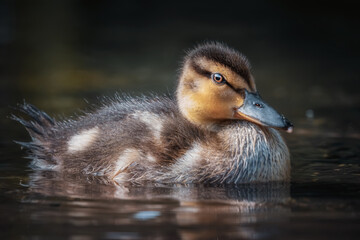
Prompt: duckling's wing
<box><xmin>13</xmin><ymin>96</ymin><xmax>180</xmax><ymax>174</ymax></box>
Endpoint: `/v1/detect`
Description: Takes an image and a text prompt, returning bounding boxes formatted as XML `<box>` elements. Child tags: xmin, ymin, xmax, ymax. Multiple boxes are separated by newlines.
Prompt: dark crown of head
<box><xmin>185</xmin><ymin>42</ymin><xmax>251</xmax><ymax>82</ymax></box>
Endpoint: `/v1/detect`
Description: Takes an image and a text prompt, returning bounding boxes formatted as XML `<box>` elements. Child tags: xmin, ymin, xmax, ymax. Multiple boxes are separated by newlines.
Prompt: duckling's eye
<box><xmin>212</xmin><ymin>73</ymin><xmax>225</xmax><ymax>84</ymax></box>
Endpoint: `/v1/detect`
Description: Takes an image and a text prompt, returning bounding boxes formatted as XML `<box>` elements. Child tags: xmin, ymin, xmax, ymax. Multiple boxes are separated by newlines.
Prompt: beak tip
<box><xmin>285</xmin><ymin>126</ymin><xmax>294</xmax><ymax>133</ymax></box>
<box><xmin>281</xmin><ymin>115</ymin><xmax>293</xmax><ymax>133</ymax></box>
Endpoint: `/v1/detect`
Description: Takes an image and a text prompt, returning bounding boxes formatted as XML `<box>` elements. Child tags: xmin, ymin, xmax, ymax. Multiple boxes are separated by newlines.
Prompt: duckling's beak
<box><xmin>235</xmin><ymin>90</ymin><xmax>293</xmax><ymax>133</ymax></box>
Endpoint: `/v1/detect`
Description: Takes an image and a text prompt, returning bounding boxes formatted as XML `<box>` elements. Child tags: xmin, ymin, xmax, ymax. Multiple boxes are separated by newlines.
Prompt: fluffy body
<box><xmin>15</xmin><ymin>96</ymin><xmax>290</xmax><ymax>184</ymax></box>
<box><xmin>15</xmin><ymin>42</ymin><xmax>291</xmax><ymax>184</ymax></box>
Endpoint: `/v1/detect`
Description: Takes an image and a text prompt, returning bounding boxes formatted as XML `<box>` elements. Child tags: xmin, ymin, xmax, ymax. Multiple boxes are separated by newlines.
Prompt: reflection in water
<box><xmin>23</xmin><ymin>170</ymin><xmax>290</xmax><ymax>239</ymax></box>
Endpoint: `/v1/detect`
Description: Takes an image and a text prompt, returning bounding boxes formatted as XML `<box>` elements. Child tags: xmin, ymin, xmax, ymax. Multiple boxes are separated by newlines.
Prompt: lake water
<box><xmin>1</xmin><ymin>1</ymin><xmax>360</xmax><ymax>239</ymax></box>
<box><xmin>1</xmin><ymin>127</ymin><xmax>360</xmax><ymax>239</ymax></box>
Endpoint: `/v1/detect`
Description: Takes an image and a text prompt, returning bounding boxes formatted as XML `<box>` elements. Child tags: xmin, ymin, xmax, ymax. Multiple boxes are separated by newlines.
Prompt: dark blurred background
<box><xmin>1</xmin><ymin>0</ymin><xmax>359</xmax><ymax>139</ymax></box>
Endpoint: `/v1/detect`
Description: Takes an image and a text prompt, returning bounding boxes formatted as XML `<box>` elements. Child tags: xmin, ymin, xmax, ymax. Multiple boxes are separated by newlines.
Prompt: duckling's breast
<box><xmin>148</xmin><ymin>121</ymin><xmax>290</xmax><ymax>184</ymax></box>
<box><xmin>216</xmin><ymin>121</ymin><xmax>290</xmax><ymax>183</ymax></box>
<box><xmin>118</xmin><ymin>121</ymin><xmax>291</xmax><ymax>184</ymax></box>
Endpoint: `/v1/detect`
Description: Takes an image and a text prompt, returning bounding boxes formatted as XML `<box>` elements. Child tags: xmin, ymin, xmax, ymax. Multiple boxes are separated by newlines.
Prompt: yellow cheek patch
<box><xmin>235</xmin><ymin>95</ymin><xmax>244</xmax><ymax>108</ymax></box>
<box><xmin>187</xmin><ymin>81</ymin><xmax>239</xmax><ymax>121</ymax></box>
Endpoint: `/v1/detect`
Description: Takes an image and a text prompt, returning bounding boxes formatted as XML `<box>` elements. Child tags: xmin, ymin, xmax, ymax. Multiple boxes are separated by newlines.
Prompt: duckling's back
<box><xmin>14</xmin><ymin>95</ymin><xmax>213</xmax><ymax>180</ymax></box>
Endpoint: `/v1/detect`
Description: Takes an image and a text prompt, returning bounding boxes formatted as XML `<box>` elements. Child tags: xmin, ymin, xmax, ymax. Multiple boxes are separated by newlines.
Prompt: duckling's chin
<box><xmin>195</xmin><ymin>118</ymin><xmax>262</xmax><ymax>133</ymax></box>
<box><xmin>233</xmin><ymin>112</ymin><xmax>294</xmax><ymax>133</ymax></box>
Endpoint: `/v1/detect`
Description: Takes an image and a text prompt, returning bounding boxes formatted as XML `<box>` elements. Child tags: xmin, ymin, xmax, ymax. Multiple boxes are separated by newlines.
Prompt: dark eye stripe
<box><xmin>212</xmin><ymin>73</ymin><xmax>245</xmax><ymax>97</ymax></box>
<box><xmin>224</xmin><ymin>81</ymin><xmax>245</xmax><ymax>96</ymax></box>
<box><xmin>190</xmin><ymin>61</ymin><xmax>246</xmax><ymax>95</ymax></box>
<box><xmin>191</xmin><ymin>60</ymin><xmax>212</xmax><ymax>78</ymax></box>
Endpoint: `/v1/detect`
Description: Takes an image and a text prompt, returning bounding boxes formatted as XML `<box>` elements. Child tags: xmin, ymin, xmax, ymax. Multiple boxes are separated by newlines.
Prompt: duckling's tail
<box><xmin>12</xmin><ymin>103</ymin><xmax>57</xmax><ymax>169</ymax></box>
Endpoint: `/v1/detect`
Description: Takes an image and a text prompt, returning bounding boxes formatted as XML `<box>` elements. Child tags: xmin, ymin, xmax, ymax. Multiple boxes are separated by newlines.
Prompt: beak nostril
<box><xmin>254</xmin><ymin>103</ymin><xmax>263</xmax><ymax>108</ymax></box>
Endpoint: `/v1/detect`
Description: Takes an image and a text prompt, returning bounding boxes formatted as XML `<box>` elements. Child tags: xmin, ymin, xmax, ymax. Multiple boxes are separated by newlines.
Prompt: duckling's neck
<box><xmin>176</xmin><ymin>100</ymin><xmax>224</xmax><ymax>132</ymax></box>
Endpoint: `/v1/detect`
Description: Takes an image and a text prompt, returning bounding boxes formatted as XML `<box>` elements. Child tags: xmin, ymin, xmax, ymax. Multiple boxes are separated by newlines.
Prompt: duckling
<box><xmin>14</xmin><ymin>42</ymin><xmax>293</xmax><ymax>184</ymax></box>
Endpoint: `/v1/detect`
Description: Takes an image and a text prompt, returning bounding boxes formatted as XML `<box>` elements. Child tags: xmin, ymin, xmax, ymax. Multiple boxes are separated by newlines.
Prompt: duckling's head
<box><xmin>177</xmin><ymin>42</ymin><xmax>293</xmax><ymax>132</ymax></box>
